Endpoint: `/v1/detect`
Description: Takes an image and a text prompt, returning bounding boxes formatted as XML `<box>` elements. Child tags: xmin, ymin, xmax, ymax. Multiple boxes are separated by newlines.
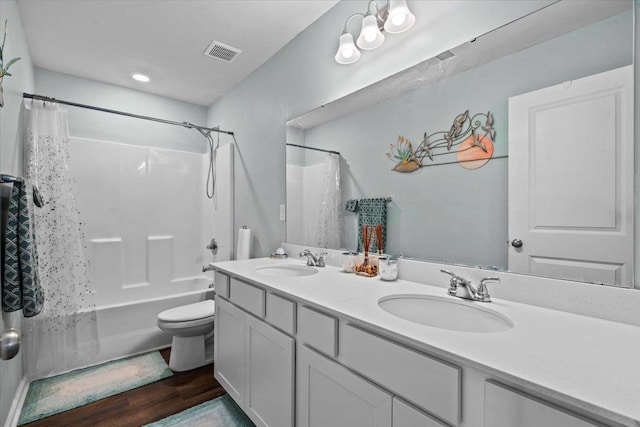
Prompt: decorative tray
<box><xmin>355</xmin><ymin>264</ymin><xmax>378</xmax><ymax>277</ymax></box>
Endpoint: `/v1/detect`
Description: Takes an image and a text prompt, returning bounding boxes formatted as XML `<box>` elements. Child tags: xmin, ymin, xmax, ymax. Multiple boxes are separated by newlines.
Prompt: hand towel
<box><xmin>357</xmin><ymin>198</ymin><xmax>388</xmax><ymax>253</ymax></box>
<box><xmin>2</xmin><ymin>181</ymin><xmax>43</xmax><ymax>317</ymax></box>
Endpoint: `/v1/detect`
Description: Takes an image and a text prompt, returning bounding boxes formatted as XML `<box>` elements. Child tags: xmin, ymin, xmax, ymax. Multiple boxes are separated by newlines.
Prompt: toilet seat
<box><xmin>158</xmin><ymin>300</ymin><xmax>215</xmax><ymax>323</ymax></box>
<box><xmin>157</xmin><ymin>315</ymin><xmax>214</xmax><ymax>333</ymax></box>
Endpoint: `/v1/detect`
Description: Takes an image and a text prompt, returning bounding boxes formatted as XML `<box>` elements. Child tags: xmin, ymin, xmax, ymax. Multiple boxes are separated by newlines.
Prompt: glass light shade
<box><xmin>384</xmin><ymin>0</ymin><xmax>416</xmax><ymax>34</ymax></box>
<box><xmin>357</xmin><ymin>14</ymin><xmax>385</xmax><ymax>50</ymax></box>
<box><xmin>335</xmin><ymin>32</ymin><xmax>361</xmax><ymax>64</ymax></box>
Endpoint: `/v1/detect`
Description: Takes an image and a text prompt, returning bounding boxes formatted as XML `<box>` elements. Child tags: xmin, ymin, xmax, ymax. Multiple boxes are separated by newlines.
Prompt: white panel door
<box><xmin>297</xmin><ymin>345</ymin><xmax>392</xmax><ymax>427</ymax></box>
<box><xmin>508</xmin><ymin>65</ymin><xmax>633</xmax><ymax>286</ymax></box>
<box><xmin>245</xmin><ymin>316</ymin><xmax>295</xmax><ymax>427</ymax></box>
<box><xmin>214</xmin><ymin>298</ymin><xmax>246</xmax><ymax>407</ymax></box>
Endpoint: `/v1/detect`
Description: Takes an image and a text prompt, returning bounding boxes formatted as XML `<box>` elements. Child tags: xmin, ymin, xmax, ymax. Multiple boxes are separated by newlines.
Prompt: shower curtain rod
<box><xmin>22</xmin><ymin>93</ymin><xmax>234</xmax><ymax>136</ymax></box>
<box><xmin>286</xmin><ymin>143</ymin><xmax>340</xmax><ymax>155</ymax></box>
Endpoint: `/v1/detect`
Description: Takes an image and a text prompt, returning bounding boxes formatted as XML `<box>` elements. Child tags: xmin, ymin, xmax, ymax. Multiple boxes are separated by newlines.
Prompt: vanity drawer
<box><xmin>393</xmin><ymin>397</ymin><xmax>447</xmax><ymax>427</ymax></box>
<box><xmin>229</xmin><ymin>278</ymin><xmax>265</xmax><ymax>318</ymax></box>
<box><xmin>339</xmin><ymin>324</ymin><xmax>461</xmax><ymax>426</ymax></box>
<box><xmin>214</xmin><ymin>271</ymin><xmax>230</xmax><ymax>299</ymax></box>
<box><xmin>484</xmin><ymin>381</ymin><xmax>603</xmax><ymax>427</ymax></box>
<box><xmin>297</xmin><ymin>306</ymin><xmax>338</xmax><ymax>357</ymax></box>
<box><xmin>266</xmin><ymin>293</ymin><xmax>296</xmax><ymax>336</ymax></box>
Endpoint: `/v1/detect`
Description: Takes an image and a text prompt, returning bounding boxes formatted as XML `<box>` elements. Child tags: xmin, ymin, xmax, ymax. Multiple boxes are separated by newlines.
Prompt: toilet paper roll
<box><xmin>236</xmin><ymin>227</ymin><xmax>252</xmax><ymax>260</ymax></box>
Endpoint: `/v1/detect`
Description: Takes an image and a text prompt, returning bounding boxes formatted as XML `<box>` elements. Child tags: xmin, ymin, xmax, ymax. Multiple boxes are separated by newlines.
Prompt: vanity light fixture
<box><xmin>131</xmin><ymin>73</ymin><xmax>150</xmax><ymax>82</ymax></box>
<box><xmin>335</xmin><ymin>0</ymin><xmax>415</xmax><ymax>65</ymax></box>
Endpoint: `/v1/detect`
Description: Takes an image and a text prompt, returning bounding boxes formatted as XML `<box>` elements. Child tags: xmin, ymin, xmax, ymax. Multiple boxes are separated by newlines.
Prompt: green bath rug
<box><xmin>19</xmin><ymin>351</ymin><xmax>173</xmax><ymax>425</ymax></box>
<box><xmin>144</xmin><ymin>394</ymin><xmax>254</xmax><ymax>427</ymax></box>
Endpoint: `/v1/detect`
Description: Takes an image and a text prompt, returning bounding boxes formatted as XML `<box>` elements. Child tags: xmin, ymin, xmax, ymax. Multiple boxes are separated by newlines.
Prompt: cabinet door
<box><xmin>297</xmin><ymin>345</ymin><xmax>392</xmax><ymax>427</ymax></box>
<box><xmin>245</xmin><ymin>315</ymin><xmax>295</xmax><ymax>427</ymax></box>
<box><xmin>214</xmin><ymin>298</ymin><xmax>246</xmax><ymax>407</ymax></box>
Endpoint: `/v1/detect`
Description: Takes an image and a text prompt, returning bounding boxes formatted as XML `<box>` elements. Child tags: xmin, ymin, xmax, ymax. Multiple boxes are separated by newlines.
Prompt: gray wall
<box><xmin>302</xmin><ymin>10</ymin><xmax>632</xmax><ymax>268</ymax></box>
<box><xmin>34</xmin><ymin>68</ymin><xmax>208</xmax><ymax>152</ymax></box>
<box><xmin>0</xmin><ymin>1</ymin><xmax>34</xmax><ymax>424</ymax></box>
<box><xmin>206</xmin><ymin>0</ymin><xmax>554</xmax><ymax>257</ymax></box>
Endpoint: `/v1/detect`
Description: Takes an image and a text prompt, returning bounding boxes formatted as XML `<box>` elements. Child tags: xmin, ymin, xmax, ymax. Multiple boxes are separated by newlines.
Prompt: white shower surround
<box><xmin>286</xmin><ymin>162</ymin><xmax>325</xmax><ymax>246</ymax></box>
<box><xmin>67</xmin><ymin>137</ymin><xmax>233</xmax><ymax>364</ymax></box>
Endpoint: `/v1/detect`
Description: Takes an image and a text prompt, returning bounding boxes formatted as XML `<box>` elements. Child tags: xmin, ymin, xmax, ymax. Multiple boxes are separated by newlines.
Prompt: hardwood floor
<box><xmin>24</xmin><ymin>348</ymin><xmax>226</xmax><ymax>427</ymax></box>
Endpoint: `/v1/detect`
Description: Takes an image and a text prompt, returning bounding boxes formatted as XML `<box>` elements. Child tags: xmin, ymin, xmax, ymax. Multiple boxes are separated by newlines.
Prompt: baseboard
<box><xmin>4</xmin><ymin>377</ymin><xmax>29</xmax><ymax>427</ymax></box>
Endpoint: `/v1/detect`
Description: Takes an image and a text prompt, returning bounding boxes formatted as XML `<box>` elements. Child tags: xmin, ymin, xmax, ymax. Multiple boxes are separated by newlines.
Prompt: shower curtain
<box><xmin>22</xmin><ymin>101</ymin><xmax>99</xmax><ymax>378</ymax></box>
<box><xmin>315</xmin><ymin>153</ymin><xmax>342</xmax><ymax>249</ymax></box>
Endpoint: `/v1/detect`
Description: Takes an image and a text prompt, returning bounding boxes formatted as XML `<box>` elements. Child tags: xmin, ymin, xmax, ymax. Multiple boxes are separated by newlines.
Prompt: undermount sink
<box><xmin>254</xmin><ymin>264</ymin><xmax>319</xmax><ymax>278</ymax></box>
<box><xmin>378</xmin><ymin>295</ymin><xmax>513</xmax><ymax>333</ymax></box>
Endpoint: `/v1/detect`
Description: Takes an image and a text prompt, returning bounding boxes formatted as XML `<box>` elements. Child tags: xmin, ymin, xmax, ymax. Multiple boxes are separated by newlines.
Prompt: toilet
<box><xmin>157</xmin><ymin>300</ymin><xmax>215</xmax><ymax>372</ymax></box>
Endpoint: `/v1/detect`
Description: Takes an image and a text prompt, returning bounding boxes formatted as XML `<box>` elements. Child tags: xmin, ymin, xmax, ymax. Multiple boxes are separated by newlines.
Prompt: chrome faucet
<box><xmin>299</xmin><ymin>249</ymin><xmax>327</xmax><ymax>267</ymax></box>
<box><xmin>441</xmin><ymin>269</ymin><xmax>500</xmax><ymax>302</ymax></box>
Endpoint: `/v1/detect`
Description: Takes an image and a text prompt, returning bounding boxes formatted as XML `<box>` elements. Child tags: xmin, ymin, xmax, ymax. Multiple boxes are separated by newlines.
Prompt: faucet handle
<box><xmin>441</xmin><ymin>269</ymin><xmax>460</xmax><ymax>295</ymax></box>
<box><xmin>299</xmin><ymin>249</ymin><xmax>317</xmax><ymax>266</ymax></box>
<box><xmin>316</xmin><ymin>252</ymin><xmax>328</xmax><ymax>267</ymax></box>
<box><xmin>441</xmin><ymin>269</ymin><xmax>461</xmax><ymax>283</ymax></box>
<box><xmin>476</xmin><ymin>277</ymin><xmax>500</xmax><ymax>302</ymax></box>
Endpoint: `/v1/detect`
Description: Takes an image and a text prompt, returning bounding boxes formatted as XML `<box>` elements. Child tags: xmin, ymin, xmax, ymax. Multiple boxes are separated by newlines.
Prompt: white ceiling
<box><xmin>17</xmin><ymin>0</ymin><xmax>339</xmax><ymax>106</ymax></box>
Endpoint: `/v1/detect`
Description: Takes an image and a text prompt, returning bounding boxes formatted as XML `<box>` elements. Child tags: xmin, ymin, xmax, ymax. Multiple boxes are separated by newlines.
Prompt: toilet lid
<box><xmin>158</xmin><ymin>300</ymin><xmax>215</xmax><ymax>322</ymax></box>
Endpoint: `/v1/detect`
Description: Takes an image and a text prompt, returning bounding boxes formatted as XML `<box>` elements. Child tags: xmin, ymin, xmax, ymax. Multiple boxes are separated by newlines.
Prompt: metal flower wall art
<box><xmin>0</xmin><ymin>20</ymin><xmax>22</xmax><ymax>108</ymax></box>
<box><xmin>386</xmin><ymin>110</ymin><xmax>495</xmax><ymax>172</ymax></box>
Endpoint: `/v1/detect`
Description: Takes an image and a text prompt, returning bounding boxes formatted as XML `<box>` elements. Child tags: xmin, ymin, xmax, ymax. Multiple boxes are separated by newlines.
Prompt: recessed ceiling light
<box><xmin>132</xmin><ymin>73</ymin><xmax>150</xmax><ymax>82</ymax></box>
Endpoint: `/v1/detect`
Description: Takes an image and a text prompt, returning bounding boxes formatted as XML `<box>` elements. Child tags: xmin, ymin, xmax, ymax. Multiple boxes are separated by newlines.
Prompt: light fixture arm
<box><xmin>343</xmin><ymin>13</ymin><xmax>365</xmax><ymax>34</ymax></box>
<box><xmin>366</xmin><ymin>0</ymin><xmax>389</xmax><ymax>29</ymax></box>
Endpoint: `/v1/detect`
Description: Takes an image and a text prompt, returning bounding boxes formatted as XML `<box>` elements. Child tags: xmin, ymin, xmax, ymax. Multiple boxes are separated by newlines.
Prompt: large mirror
<box><xmin>286</xmin><ymin>0</ymin><xmax>636</xmax><ymax>288</ymax></box>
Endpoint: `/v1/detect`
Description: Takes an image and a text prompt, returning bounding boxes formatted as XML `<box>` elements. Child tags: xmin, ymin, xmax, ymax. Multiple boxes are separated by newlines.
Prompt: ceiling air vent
<box><xmin>203</xmin><ymin>41</ymin><xmax>241</xmax><ymax>63</ymax></box>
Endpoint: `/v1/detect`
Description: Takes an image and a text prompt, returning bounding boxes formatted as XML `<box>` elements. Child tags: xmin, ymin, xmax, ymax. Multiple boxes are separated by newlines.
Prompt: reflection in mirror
<box><xmin>286</xmin><ymin>0</ymin><xmax>634</xmax><ymax>288</ymax></box>
<box><xmin>286</xmin><ymin>141</ymin><xmax>342</xmax><ymax>249</ymax></box>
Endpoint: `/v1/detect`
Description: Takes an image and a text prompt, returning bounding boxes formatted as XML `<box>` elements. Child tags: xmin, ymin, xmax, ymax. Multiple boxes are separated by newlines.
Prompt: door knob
<box><xmin>511</xmin><ymin>239</ymin><xmax>523</xmax><ymax>248</ymax></box>
<box><xmin>0</xmin><ymin>329</ymin><xmax>20</xmax><ymax>361</ymax></box>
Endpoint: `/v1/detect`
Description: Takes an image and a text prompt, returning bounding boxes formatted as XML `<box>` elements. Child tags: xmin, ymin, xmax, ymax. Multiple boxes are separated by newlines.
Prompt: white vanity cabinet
<box><xmin>214</xmin><ymin>297</ymin><xmax>245</xmax><ymax>404</ymax></box>
<box><xmin>213</xmin><ymin>277</ymin><xmax>295</xmax><ymax>427</ymax></box>
<box><xmin>245</xmin><ymin>315</ymin><xmax>294</xmax><ymax>427</ymax></box>
<box><xmin>297</xmin><ymin>344</ymin><xmax>392</xmax><ymax>427</ymax></box>
<box><xmin>212</xmin><ymin>263</ymin><xmax>630</xmax><ymax>427</ymax></box>
<box><xmin>338</xmin><ymin>323</ymin><xmax>461</xmax><ymax>426</ymax></box>
<box><xmin>296</xmin><ymin>304</ymin><xmax>451</xmax><ymax>427</ymax></box>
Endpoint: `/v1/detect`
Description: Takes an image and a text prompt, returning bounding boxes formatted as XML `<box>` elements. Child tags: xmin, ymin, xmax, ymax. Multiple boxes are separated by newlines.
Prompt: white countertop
<box><xmin>212</xmin><ymin>257</ymin><xmax>640</xmax><ymax>426</ymax></box>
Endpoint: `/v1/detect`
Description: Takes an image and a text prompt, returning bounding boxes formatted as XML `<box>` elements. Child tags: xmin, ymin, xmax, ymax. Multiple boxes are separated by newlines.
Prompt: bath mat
<box><xmin>144</xmin><ymin>394</ymin><xmax>255</xmax><ymax>427</ymax></box>
<box><xmin>19</xmin><ymin>351</ymin><xmax>173</xmax><ymax>425</ymax></box>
